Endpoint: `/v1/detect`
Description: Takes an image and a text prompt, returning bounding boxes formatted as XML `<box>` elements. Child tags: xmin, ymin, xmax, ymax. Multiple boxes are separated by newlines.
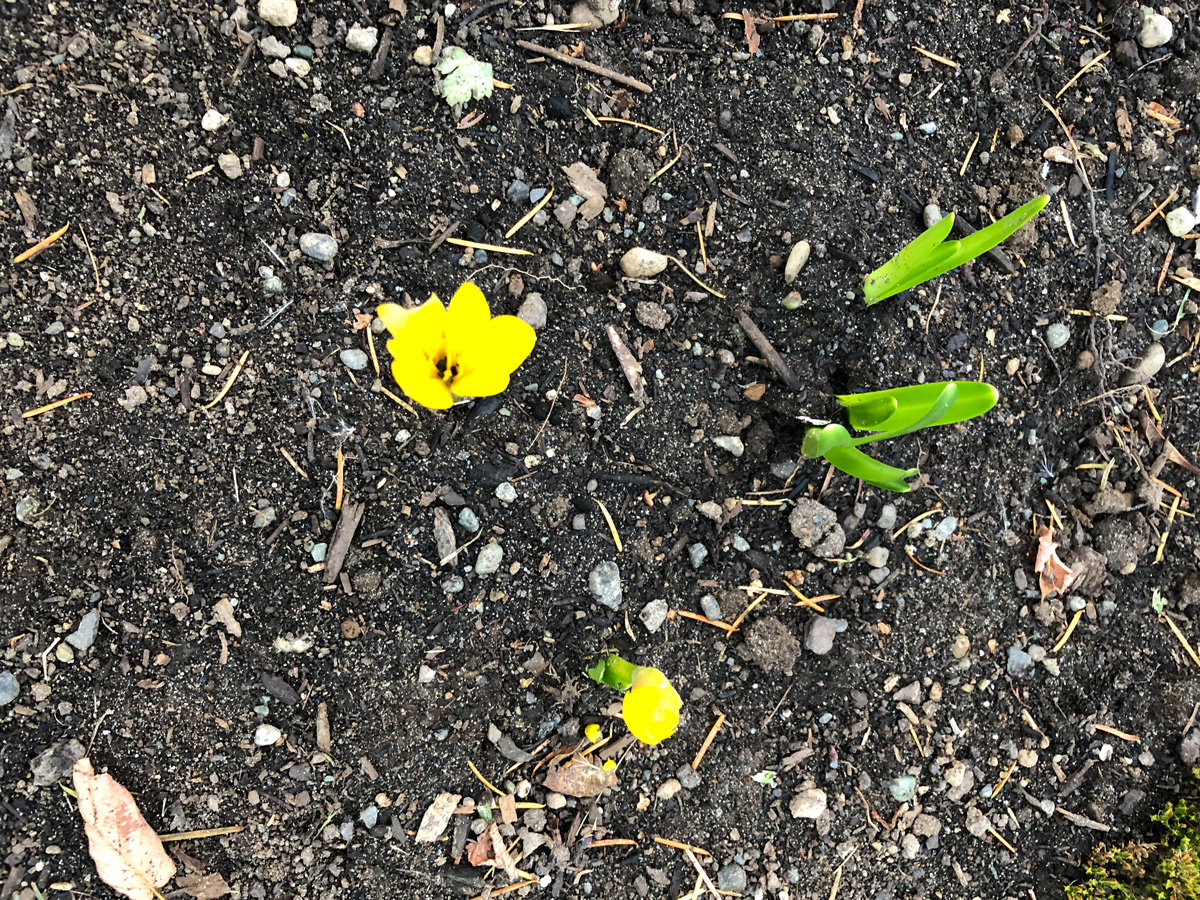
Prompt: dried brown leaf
<box><xmin>543</xmin><ymin>755</ymin><xmax>618</xmax><ymax>798</ymax></box>
<box><xmin>741</xmin><ymin>9</ymin><xmax>760</xmax><ymax>55</ymax></box>
<box><xmin>561</xmin><ymin>162</ymin><xmax>607</xmax><ymax>201</ymax></box>
<box><xmin>415</xmin><ymin>792</ymin><xmax>461</xmax><ymax>842</ymax></box>
<box><xmin>73</xmin><ymin>757</ymin><xmax>176</xmax><ymax>900</ymax></box>
<box><xmin>1115</xmin><ymin>105</ymin><xmax>1132</xmax><ymax>151</ymax></box>
<box><xmin>1034</xmin><ymin>525</ymin><xmax>1077</xmax><ymax>599</ymax></box>
<box><xmin>175</xmin><ymin>872</ymin><xmax>231</xmax><ymax>899</ymax></box>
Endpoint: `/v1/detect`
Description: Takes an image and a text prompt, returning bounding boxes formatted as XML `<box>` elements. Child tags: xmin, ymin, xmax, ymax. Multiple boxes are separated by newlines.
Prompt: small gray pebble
<box><xmin>717</xmin><ymin>865</ymin><xmax>748</xmax><ymax>894</ymax></box>
<box><xmin>458</xmin><ymin>508</ymin><xmax>480</xmax><ymax>532</ymax></box>
<box><xmin>0</xmin><ymin>671</ymin><xmax>19</xmax><ymax>706</ymax></box>
<box><xmin>934</xmin><ymin>516</ymin><xmax>958</xmax><ymax>541</ymax></box>
<box><xmin>640</xmin><ymin>599</ymin><xmax>669</xmax><ymax>634</ymax></box>
<box><xmin>495</xmin><ymin>482</ymin><xmax>517</xmax><ymax>503</ymax></box>
<box><xmin>518</xmin><ymin>294</ymin><xmax>547</xmax><ymax>330</ymax></box>
<box><xmin>712</xmin><ymin>435</ymin><xmax>744</xmax><ymax>457</ymax></box>
<box><xmin>588</xmin><ymin>561</ymin><xmax>622</xmax><ymax>608</ymax></box>
<box><xmin>688</xmin><ymin>542</ymin><xmax>708</xmax><ymax>569</ymax></box>
<box><xmin>300</xmin><ymin>232</ymin><xmax>338</xmax><ymax>261</ymax></box>
<box><xmin>529</xmin><ymin>187</ymin><xmax>547</xmax><ymax>203</ymax></box>
<box><xmin>676</xmin><ymin>765</ymin><xmax>701</xmax><ymax>790</ymax></box>
<box><xmin>66</xmin><ymin>610</ymin><xmax>100</xmax><ymax>652</ymax></box>
<box><xmin>806</xmin><ymin>617</ymin><xmax>837</xmax><ymax>655</ymax></box>
<box><xmin>877</xmin><ymin>503</ymin><xmax>897</xmax><ymax>530</ymax></box>
<box><xmin>340</xmin><ymin>349</ymin><xmax>369</xmax><ymax>371</ymax></box>
<box><xmin>1007</xmin><ymin>645</ymin><xmax>1033</xmax><ymax>677</ymax></box>
<box><xmin>731</xmin><ymin>534</ymin><xmax>750</xmax><ymax>552</ymax></box>
<box><xmin>1045</xmin><ymin>323</ymin><xmax>1070</xmax><ymax>350</ymax></box>
<box><xmin>475</xmin><ymin>543</ymin><xmax>504</xmax><ymax>575</ymax></box>
<box><xmin>360</xmin><ymin>806</ymin><xmax>379</xmax><ymax>828</ymax></box>
<box><xmin>700</xmin><ymin>594</ymin><xmax>722</xmax><ymax>620</ymax></box>
<box><xmin>571</xmin><ymin>514</ymin><xmax>586</xmax><ymax>531</ymax></box>
<box><xmin>443</xmin><ymin>575</ymin><xmax>465</xmax><ymax>593</ymax></box>
<box><xmin>507</xmin><ymin>180</ymin><xmax>530</xmax><ymax>204</ymax></box>
<box><xmin>866</xmin><ymin>546</ymin><xmax>890</xmax><ymax>568</ymax></box>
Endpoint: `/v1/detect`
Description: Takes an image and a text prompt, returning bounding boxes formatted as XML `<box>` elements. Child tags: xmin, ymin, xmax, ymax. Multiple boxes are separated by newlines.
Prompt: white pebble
<box><xmin>254</xmin><ymin>724</ymin><xmax>282</xmax><ymax>746</ymax></box>
<box><xmin>201</xmin><ymin>109</ymin><xmax>229</xmax><ymax>131</ymax></box>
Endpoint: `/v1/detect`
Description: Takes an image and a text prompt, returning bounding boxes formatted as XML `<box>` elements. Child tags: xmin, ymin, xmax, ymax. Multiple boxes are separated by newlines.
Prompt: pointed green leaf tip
<box><xmin>864</xmin><ymin>194</ymin><xmax>1048</xmax><ymax>304</ymax></box>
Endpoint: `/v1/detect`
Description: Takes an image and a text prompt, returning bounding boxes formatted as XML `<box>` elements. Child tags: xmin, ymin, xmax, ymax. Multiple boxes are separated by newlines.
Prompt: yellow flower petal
<box><xmin>450</xmin><ymin>315</ymin><xmax>536</xmax><ymax>398</ymax></box>
<box><xmin>392</xmin><ymin>356</ymin><xmax>454</xmax><ymax>409</ymax></box>
<box><xmin>375</xmin><ymin>303</ymin><xmax>409</xmax><ymax>334</ymax></box>
<box><xmin>445</xmin><ymin>282</ymin><xmax>491</xmax><ymax>350</ymax></box>
<box><xmin>384</xmin><ymin>301</ymin><xmax>452</xmax><ymax>409</ymax></box>
<box><xmin>622</xmin><ymin>667</ymin><xmax>682</xmax><ymax>745</ymax></box>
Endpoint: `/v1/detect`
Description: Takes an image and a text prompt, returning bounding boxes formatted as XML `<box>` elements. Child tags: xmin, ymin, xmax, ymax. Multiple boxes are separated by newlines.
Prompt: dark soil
<box><xmin>3</xmin><ymin>1</ymin><xmax>1200</xmax><ymax>899</ymax></box>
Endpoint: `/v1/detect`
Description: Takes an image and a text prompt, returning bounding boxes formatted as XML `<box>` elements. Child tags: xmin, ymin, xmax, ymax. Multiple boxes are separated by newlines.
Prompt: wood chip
<box><xmin>316</xmin><ymin>702</ymin><xmax>332</xmax><ymax>753</ymax></box>
<box><xmin>323</xmin><ymin>501</ymin><xmax>365</xmax><ymax>584</ymax></box>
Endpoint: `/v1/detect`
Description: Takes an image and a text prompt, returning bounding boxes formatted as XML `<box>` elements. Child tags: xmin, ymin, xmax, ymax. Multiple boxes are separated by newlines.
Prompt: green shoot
<box><xmin>801</xmin><ymin>381</ymin><xmax>999</xmax><ymax>492</ymax></box>
<box><xmin>863</xmin><ymin>195</ymin><xmax>1049</xmax><ymax>305</ymax></box>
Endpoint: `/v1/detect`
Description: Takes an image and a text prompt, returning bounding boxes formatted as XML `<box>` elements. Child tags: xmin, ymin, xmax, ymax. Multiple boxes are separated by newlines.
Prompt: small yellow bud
<box><xmin>584</xmin><ymin>723</ymin><xmax>602</xmax><ymax>743</ymax></box>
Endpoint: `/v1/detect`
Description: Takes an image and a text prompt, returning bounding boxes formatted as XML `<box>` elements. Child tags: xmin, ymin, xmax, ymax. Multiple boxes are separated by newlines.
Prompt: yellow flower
<box><xmin>621</xmin><ymin>666</ymin><xmax>682</xmax><ymax>745</ymax></box>
<box><xmin>376</xmin><ymin>282</ymin><xmax>536</xmax><ymax>410</ymax></box>
<box><xmin>584</xmin><ymin>723</ymin><xmax>602</xmax><ymax>744</ymax></box>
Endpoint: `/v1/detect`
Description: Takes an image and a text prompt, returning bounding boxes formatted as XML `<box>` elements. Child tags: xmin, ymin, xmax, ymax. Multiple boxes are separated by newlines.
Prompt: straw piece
<box><xmin>691</xmin><ymin>713</ymin><xmax>725</xmax><ymax>769</ymax></box>
<box><xmin>22</xmin><ymin>392</ymin><xmax>92</xmax><ymax>418</ymax></box>
<box><xmin>13</xmin><ymin>222</ymin><xmax>70</xmax><ymax>264</ymax></box>
<box><xmin>653</xmin><ymin>836</ymin><xmax>711</xmax><ymax>856</ymax></box>
<box><xmin>505</xmin><ymin>187</ymin><xmax>555</xmax><ymax>239</ymax></box>
<box><xmin>1050</xmin><ymin>609</ymin><xmax>1084</xmax><ymax>653</ymax></box>
<box><xmin>203</xmin><ymin>350</ymin><xmax>250</xmax><ymax>410</ymax></box>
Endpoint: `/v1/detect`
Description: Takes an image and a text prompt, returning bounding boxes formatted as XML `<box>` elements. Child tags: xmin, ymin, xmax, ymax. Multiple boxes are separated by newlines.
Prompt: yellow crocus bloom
<box><xmin>376</xmin><ymin>282</ymin><xmax>536</xmax><ymax>410</ymax></box>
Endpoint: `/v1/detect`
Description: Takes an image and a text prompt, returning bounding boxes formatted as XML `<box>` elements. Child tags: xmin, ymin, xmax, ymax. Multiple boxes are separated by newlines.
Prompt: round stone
<box><xmin>1138</xmin><ymin>12</ymin><xmax>1173</xmax><ymax>48</ymax></box>
<box><xmin>201</xmin><ymin>109</ymin><xmax>228</xmax><ymax>131</ymax></box>
<box><xmin>340</xmin><ymin>349</ymin><xmax>369</xmax><ymax>371</ymax></box>
<box><xmin>495</xmin><ymin>482</ymin><xmax>517</xmax><ymax>503</ymax></box>
<box><xmin>258</xmin><ymin>0</ymin><xmax>298</xmax><ymax>27</ymax></box>
<box><xmin>345</xmin><ymin>24</ymin><xmax>379</xmax><ymax>53</ymax></box>
<box><xmin>1045</xmin><ymin>323</ymin><xmax>1070</xmax><ymax>350</ymax></box>
<box><xmin>254</xmin><ymin>724</ymin><xmax>282</xmax><ymax>746</ymax></box>
<box><xmin>1165</xmin><ymin>207</ymin><xmax>1196</xmax><ymax>238</ymax></box>
<box><xmin>299</xmin><ymin>233</ymin><xmax>338</xmax><ymax>261</ymax></box>
<box><xmin>474</xmin><ymin>543</ymin><xmax>504</xmax><ymax>575</ymax></box>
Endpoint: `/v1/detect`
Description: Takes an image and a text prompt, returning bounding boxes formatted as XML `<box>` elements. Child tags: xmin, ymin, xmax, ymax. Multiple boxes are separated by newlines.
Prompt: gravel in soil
<box><xmin>3</xmin><ymin>1</ymin><xmax>1200</xmax><ymax>899</ymax></box>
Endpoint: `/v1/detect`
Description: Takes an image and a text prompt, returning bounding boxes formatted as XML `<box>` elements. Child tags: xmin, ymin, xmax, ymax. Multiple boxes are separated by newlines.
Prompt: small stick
<box><xmin>158</xmin><ymin>825</ymin><xmax>244</xmax><ymax>842</ymax></box>
<box><xmin>594</xmin><ymin>115</ymin><xmax>664</xmax><ymax>135</ymax></box>
<box><xmin>526</xmin><ymin>356</ymin><xmax>568</xmax><ymax>451</ymax></box>
<box><xmin>649</xmin><ymin>143</ymin><xmax>683</xmax><ymax>183</ymax></box>
<box><xmin>671</xmin><ymin>609</ymin><xmax>737</xmax><ymax>633</ymax></box>
<box><xmin>516</xmin><ymin>40</ymin><xmax>652</xmax><ymax>94</ymax></box>
<box><xmin>606</xmin><ymin>324</ymin><xmax>646</xmax><ymax>402</ymax></box>
<box><xmin>1156</xmin><ymin>242</ymin><xmax>1175</xmax><ymax>294</ymax></box>
<box><xmin>588</xmin><ymin>838</ymin><xmax>638</xmax><ymax>849</ymax></box>
<box><xmin>1093</xmin><ymin>723</ymin><xmax>1139</xmax><ymax>742</ymax></box>
<box><xmin>1131</xmin><ymin>186</ymin><xmax>1177</xmax><ymax>235</ymax></box>
<box><xmin>593</xmin><ymin>497</ymin><xmax>623</xmax><ymax>552</ymax></box>
<box><xmin>987</xmin><ymin>827</ymin><xmax>1017</xmax><ymax>853</ymax></box>
<box><xmin>783</xmin><ymin>581</ymin><xmax>829</xmax><ymax>613</ymax></box>
<box><xmin>279</xmin><ymin>446</ymin><xmax>308</xmax><ymax>479</ymax></box>
<box><xmin>991</xmin><ymin>761</ymin><xmax>1017</xmax><ymax>798</ymax></box>
<box><xmin>667</xmin><ymin>255</ymin><xmax>724</xmax><ymax>298</ymax></box>
<box><xmin>653</xmin><ymin>836</ymin><xmax>711</xmax><ymax>856</ymax></box>
<box><xmin>696</xmin><ymin>222</ymin><xmax>708</xmax><ymax>273</ymax></box>
<box><xmin>1050</xmin><ymin>610</ymin><xmax>1084</xmax><ymax>654</ymax></box>
<box><xmin>13</xmin><ymin>222</ymin><xmax>70</xmax><ymax>264</ymax></box>
<box><xmin>728</xmin><ymin>591</ymin><xmax>768</xmax><ymax>632</ymax></box>
<box><xmin>445</xmin><ymin>237</ymin><xmax>532</xmax><ymax>256</ymax></box>
<box><xmin>912</xmin><ymin>45</ymin><xmax>958</xmax><ymax>68</ymax></box>
<box><xmin>79</xmin><ymin>223</ymin><xmax>101</xmax><ymax>291</ymax></box>
<box><xmin>203</xmin><ymin>350</ymin><xmax>250</xmax><ymax>410</ymax></box>
<box><xmin>1055</xmin><ymin>49</ymin><xmax>1108</xmax><ymax>99</ymax></box>
<box><xmin>904</xmin><ymin>547</ymin><xmax>946</xmax><ymax>575</ymax></box>
<box><xmin>1162</xmin><ymin>614</ymin><xmax>1200</xmax><ymax>668</ymax></box>
<box><xmin>22</xmin><ymin>392</ymin><xmax>92</xmax><ymax>418</ymax></box>
<box><xmin>335</xmin><ymin>444</ymin><xmax>345</xmax><ymax>511</ymax></box>
<box><xmin>908</xmin><ymin>722</ymin><xmax>926</xmax><ymax>758</ymax></box>
<box><xmin>379</xmin><ymin>386</ymin><xmax>418</xmax><ymax>416</ymax></box>
<box><xmin>468</xmin><ymin>760</ymin><xmax>504</xmax><ymax>796</ymax></box>
<box><xmin>736</xmin><ymin>312</ymin><xmax>802</xmax><ymax>391</ymax></box>
<box><xmin>770</xmin><ymin>12</ymin><xmax>837</xmax><ymax>20</ymax></box>
<box><xmin>684</xmin><ymin>848</ymin><xmax>720</xmax><ymax>899</ymax></box>
<box><xmin>691</xmin><ymin>713</ymin><xmax>725</xmax><ymax>769</ymax></box>
<box><xmin>505</xmin><ymin>187</ymin><xmax>555</xmax><ymax>239</ymax></box>
<box><xmin>367</xmin><ymin>327</ymin><xmax>380</xmax><ymax>377</ymax></box>
<box><xmin>959</xmin><ymin>133</ymin><xmax>979</xmax><ymax>177</ymax></box>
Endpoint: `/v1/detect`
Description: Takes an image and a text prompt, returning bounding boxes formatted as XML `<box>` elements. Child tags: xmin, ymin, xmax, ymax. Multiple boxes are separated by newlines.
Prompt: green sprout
<box><xmin>863</xmin><ymin>194</ymin><xmax>1049</xmax><ymax>305</ymax></box>
<box><xmin>801</xmin><ymin>381</ymin><xmax>999</xmax><ymax>492</ymax></box>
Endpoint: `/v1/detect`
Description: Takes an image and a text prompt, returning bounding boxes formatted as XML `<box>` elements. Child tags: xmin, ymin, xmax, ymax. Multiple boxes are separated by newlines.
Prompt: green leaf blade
<box><xmin>863</xmin><ymin>212</ymin><xmax>955</xmax><ymax>304</ymax></box>
<box><xmin>822</xmin><ymin>446</ymin><xmax>918</xmax><ymax>493</ymax></box>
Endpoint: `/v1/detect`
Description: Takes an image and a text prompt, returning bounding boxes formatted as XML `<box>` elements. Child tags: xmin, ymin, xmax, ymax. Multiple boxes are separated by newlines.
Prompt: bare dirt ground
<box><xmin>3</xmin><ymin>1</ymin><xmax>1200</xmax><ymax>899</ymax></box>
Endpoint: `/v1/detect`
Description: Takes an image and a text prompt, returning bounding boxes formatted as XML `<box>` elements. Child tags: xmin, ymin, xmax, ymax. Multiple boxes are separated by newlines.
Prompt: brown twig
<box><xmin>736</xmin><ymin>312</ymin><xmax>802</xmax><ymax>391</ymax></box>
<box><xmin>517</xmin><ymin>40</ymin><xmax>652</xmax><ymax>93</ymax></box>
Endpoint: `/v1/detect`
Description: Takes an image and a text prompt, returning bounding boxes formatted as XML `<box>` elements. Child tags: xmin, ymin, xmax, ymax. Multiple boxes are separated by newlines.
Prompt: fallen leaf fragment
<box><xmin>175</xmin><ymin>872</ymin><xmax>231</xmax><ymax>899</ymax></box>
<box><xmin>1034</xmin><ymin>524</ymin><xmax>1077</xmax><ymax>599</ymax></box>
<box><xmin>415</xmin><ymin>792</ymin><xmax>461</xmax><ymax>842</ymax></box>
<box><xmin>543</xmin><ymin>754</ymin><xmax>618</xmax><ymax>798</ymax></box>
<box><xmin>467</xmin><ymin>822</ymin><xmax>522</xmax><ymax>881</ymax></box>
<box><xmin>73</xmin><ymin>757</ymin><xmax>176</xmax><ymax>900</ymax></box>
<box><xmin>741</xmin><ymin>8</ymin><xmax>760</xmax><ymax>54</ymax></box>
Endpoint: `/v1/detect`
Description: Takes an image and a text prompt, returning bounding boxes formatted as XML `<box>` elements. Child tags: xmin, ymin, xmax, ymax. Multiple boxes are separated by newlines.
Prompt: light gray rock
<box><xmin>259</xmin><ymin>35</ymin><xmax>291</xmax><ymax>58</ymax></box>
<box><xmin>789</xmin><ymin>788</ymin><xmax>827</xmax><ymax>819</ymax></box>
<box><xmin>806</xmin><ymin>617</ymin><xmax>837</xmax><ymax>656</ymax></box>
<box><xmin>345</xmin><ymin>24</ymin><xmax>379</xmax><ymax>53</ymax></box>
<box><xmin>67</xmin><ymin>610</ymin><xmax>100</xmax><ymax>652</ymax></box>
<box><xmin>1138</xmin><ymin>12</ymin><xmax>1173</xmax><ymax>48</ymax></box>
<box><xmin>458</xmin><ymin>507</ymin><xmax>480</xmax><ymax>532</ymax></box>
<box><xmin>636</xmin><ymin>301</ymin><xmax>669</xmax><ymax>330</ymax></box>
<box><xmin>258</xmin><ymin>0</ymin><xmax>297</xmax><ymax>26</ymax></box>
<box><xmin>300</xmin><ymin>232</ymin><xmax>338</xmax><ymax>261</ymax></box>
<box><xmin>712</xmin><ymin>435</ymin><xmax>744</xmax><ymax>457</ymax></box>
<box><xmin>789</xmin><ymin>499</ymin><xmax>839</xmax><ymax>549</ymax></box>
<box><xmin>518</xmin><ymin>294</ymin><xmax>547</xmax><ymax>329</ymax></box>
<box><xmin>640</xmin><ymin>599</ymin><xmax>668</xmax><ymax>634</ymax></box>
<box><xmin>1180</xmin><ymin>728</ymin><xmax>1200</xmax><ymax>765</ymax></box>
<box><xmin>688</xmin><ymin>542</ymin><xmax>708</xmax><ymax>569</ymax></box>
<box><xmin>1007</xmin><ymin>645</ymin><xmax>1033</xmax><ymax>677</ymax></box>
<box><xmin>717</xmin><ymin>864</ymin><xmax>748</xmax><ymax>893</ymax></box>
<box><xmin>589</xmin><ymin>561</ymin><xmax>622</xmax><ymax>608</ymax></box>
<box><xmin>475</xmin><ymin>543</ymin><xmax>504</xmax><ymax>575</ymax></box>
<box><xmin>1166</xmin><ymin>207</ymin><xmax>1196</xmax><ymax>238</ymax></box>
<box><xmin>217</xmin><ymin>152</ymin><xmax>243</xmax><ymax>179</ymax></box>
<box><xmin>0</xmin><ymin>671</ymin><xmax>17</xmax><ymax>706</ymax></box>
<box><xmin>700</xmin><ymin>594</ymin><xmax>722</xmax><ymax>620</ymax></box>
<box><xmin>1045</xmin><ymin>323</ymin><xmax>1070</xmax><ymax>350</ymax></box>
<box><xmin>340</xmin><ymin>349</ymin><xmax>369</xmax><ymax>371</ymax></box>
<box><xmin>495</xmin><ymin>482</ymin><xmax>517</xmax><ymax>503</ymax></box>
<box><xmin>254</xmin><ymin>724</ymin><xmax>282</xmax><ymax>746</ymax></box>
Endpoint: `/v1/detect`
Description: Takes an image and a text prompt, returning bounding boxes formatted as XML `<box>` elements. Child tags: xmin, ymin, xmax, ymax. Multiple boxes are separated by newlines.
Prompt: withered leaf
<box><xmin>741</xmin><ymin>9</ymin><xmax>760</xmax><ymax>55</ymax></box>
<box><xmin>73</xmin><ymin>757</ymin><xmax>176</xmax><ymax>900</ymax></box>
<box><xmin>561</xmin><ymin>162</ymin><xmax>607</xmax><ymax>202</ymax></box>
<box><xmin>543</xmin><ymin>755</ymin><xmax>618</xmax><ymax>798</ymax></box>
<box><xmin>415</xmin><ymin>792</ymin><xmax>461</xmax><ymax>842</ymax></box>
<box><xmin>467</xmin><ymin>823</ymin><xmax>521</xmax><ymax>881</ymax></box>
<box><xmin>176</xmin><ymin>872</ymin><xmax>231</xmax><ymax>899</ymax></box>
<box><xmin>1034</xmin><ymin>525</ymin><xmax>1077</xmax><ymax>599</ymax></box>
